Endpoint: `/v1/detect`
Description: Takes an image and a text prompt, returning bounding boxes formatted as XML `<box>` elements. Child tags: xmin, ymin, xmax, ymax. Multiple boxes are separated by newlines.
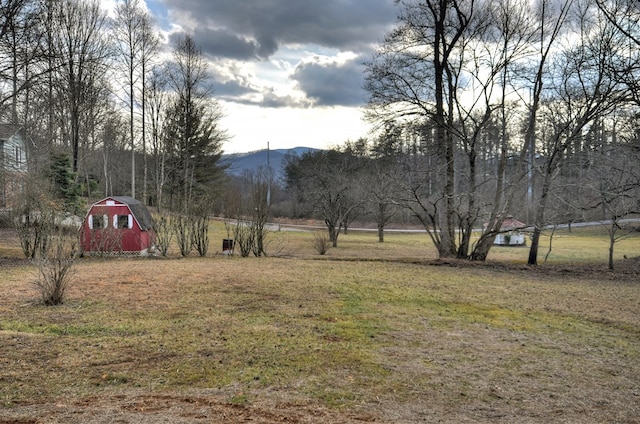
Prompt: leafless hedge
<box><xmin>34</xmin><ymin>231</ymin><xmax>77</xmax><ymax>305</ymax></box>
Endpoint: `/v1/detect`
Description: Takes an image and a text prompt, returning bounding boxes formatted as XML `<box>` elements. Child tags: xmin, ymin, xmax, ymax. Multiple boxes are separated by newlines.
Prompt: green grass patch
<box><xmin>0</xmin><ymin>319</ymin><xmax>135</xmax><ymax>337</ymax></box>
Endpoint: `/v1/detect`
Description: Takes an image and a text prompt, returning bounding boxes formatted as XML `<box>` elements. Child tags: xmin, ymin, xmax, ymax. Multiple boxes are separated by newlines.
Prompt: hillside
<box><xmin>221</xmin><ymin>146</ymin><xmax>319</xmax><ymax>183</ymax></box>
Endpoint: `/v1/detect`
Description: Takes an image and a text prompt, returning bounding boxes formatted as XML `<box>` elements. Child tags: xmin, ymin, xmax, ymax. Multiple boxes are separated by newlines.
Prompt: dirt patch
<box><xmin>429</xmin><ymin>255</ymin><xmax>640</xmax><ymax>279</ymax></box>
<box><xmin>2</xmin><ymin>394</ymin><xmax>373</xmax><ymax>423</ymax></box>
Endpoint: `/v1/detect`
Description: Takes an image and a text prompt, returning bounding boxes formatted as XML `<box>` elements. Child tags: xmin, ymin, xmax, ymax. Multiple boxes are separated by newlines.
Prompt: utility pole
<box><xmin>266</xmin><ymin>142</ymin><xmax>271</xmax><ymax>206</ymax></box>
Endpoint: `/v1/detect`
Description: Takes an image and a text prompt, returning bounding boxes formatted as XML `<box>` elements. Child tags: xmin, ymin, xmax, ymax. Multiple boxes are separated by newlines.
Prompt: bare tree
<box><xmin>527</xmin><ymin>2</ymin><xmax>629</xmax><ymax>265</ymax></box>
<box><xmin>365</xmin><ymin>0</ymin><xmax>534</xmax><ymax>259</ymax></box>
<box><xmin>138</xmin><ymin>14</ymin><xmax>159</xmax><ymax>205</ymax></box>
<box><xmin>517</xmin><ymin>0</ymin><xmax>574</xmax><ymax>224</ymax></box>
<box><xmin>99</xmin><ymin>110</ymin><xmax>129</xmax><ymax>197</ymax></box>
<box><xmin>468</xmin><ymin>0</ymin><xmax>537</xmax><ymax>260</ymax></box>
<box><xmin>172</xmin><ymin>213</ymin><xmax>193</xmax><ymax>257</ymax></box>
<box><xmin>146</xmin><ymin>66</ymin><xmax>167</xmax><ymax>208</ymax></box>
<box><xmin>113</xmin><ymin>0</ymin><xmax>158</xmax><ymax>200</ymax></box>
<box><xmin>366</xmin><ymin>159</ymin><xmax>398</xmax><ymax>243</ymax></box>
<box><xmin>13</xmin><ymin>176</ymin><xmax>54</xmax><ymax>259</ymax></box>
<box><xmin>0</xmin><ymin>0</ymin><xmax>46</xmax><ymax>122</ymax></box>
<box><xmin>245</xmin><ymin>169</ymin><xmax>271</xmax><ymax>256</ymax></box>
<box><xmin>152</xmin><ymin>211</ymin><xmax>173</xmax><ymax>256</ymax></box>
<box><xmin>48</xmin><ymin>0</ymin><xmax>110</xmax><ymax>173</ymax></box>
<box><xmin>366</xmin><ymin>0</ymin><xmax>478</xmax><ymax>258</ymax></box>
<box><xmin>286</xmin><ymin>149</ymin><xmax>363</xmax><ymax>247</ymax></box>
<box><xmin>583</xmin><ymin>143</ymin><xmax>640</xmax><ymax>269</ymax></box>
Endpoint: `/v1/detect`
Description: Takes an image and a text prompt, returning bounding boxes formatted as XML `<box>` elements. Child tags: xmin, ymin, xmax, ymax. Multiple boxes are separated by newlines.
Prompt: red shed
<box><xmin>81</xmin><ymin>196</ymin><xmax>155</xmax><ymax>255</ymax></box>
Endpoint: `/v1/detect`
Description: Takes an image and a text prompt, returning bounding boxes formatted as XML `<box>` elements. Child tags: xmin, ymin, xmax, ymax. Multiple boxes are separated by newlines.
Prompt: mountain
<box><xmin>221</xmin><ymin>146</ymin><xmax>319</xmax><ymax>183</ymax></box>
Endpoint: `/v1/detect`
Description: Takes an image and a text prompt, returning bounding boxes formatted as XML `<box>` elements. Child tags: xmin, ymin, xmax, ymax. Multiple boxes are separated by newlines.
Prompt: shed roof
<box><xmin>501</xmin><ymin>216</ymin><xmax>527</xmax><ymax>230</ymax></box>
<box><xmin>92</xmin><ymin>196</ymin><xmax>154</xmax><ymax>231</ymax></box>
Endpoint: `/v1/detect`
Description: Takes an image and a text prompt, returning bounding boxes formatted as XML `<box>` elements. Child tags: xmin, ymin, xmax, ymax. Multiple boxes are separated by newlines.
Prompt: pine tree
<box><xmin>50</xmin><ymin>153</ymin><xmax>82</xmax><ymax>214</ymax></box>
<box><xmin>162</xmin><ymin>95</ymin><xmax>225</xmax><ymax>212</ymax></box>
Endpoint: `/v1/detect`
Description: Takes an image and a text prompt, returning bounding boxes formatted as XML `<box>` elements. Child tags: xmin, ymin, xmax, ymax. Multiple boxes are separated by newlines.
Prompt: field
<box><xmin>0</xmin><ymin>223</ymin><xmax>639</xmax><ymax>423</ymax></box>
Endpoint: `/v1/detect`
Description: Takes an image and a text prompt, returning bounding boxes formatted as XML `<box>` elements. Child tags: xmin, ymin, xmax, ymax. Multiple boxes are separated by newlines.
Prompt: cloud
<box><xmin>102</xmin><ymin>0</ymin><xmax>392</xmax><ymax>153</ymax></box>
<box><xmin>260</xmin><ymin>88</ymin><xmax>310</xmax><ymax>108</ymax></box>
<box><xmin>214</xmin><ymin>79</ymin><xmax>259</xmax><ymax>98</ymax></box>
<box><xmin>292</xmin><ymin>55</ymin><xmax>366</xmax><ymax>107</ymax></box>
<box><xmin>192</xmin><ymin>28</ymin><xmax>260</xmax><ymax>60</ymax></box>
<box><xmin>157</xmin><ymin>0</ymin><xmax>396</xmax><ymax>60</ymax></box>
<box><xmin>212</xmin><ymin>74</ymin><xmax>310</xmax><ymax>108</ymax></box>
<box><xmin>213</xmin><ymin>57</ymin><xmax>365</xmax><ymax>109</ymax></box>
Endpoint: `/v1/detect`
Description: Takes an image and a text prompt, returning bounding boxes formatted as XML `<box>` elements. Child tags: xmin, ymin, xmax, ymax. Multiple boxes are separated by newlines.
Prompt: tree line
<box><xmin>1</xmin><ymin>0</ymin><xmax>226</xmax><ymax>216</ymax></box>
<box><xmin>285</xmin><ymin>0</ymin><xmax>640</xmax><ymax>267</ymax></box>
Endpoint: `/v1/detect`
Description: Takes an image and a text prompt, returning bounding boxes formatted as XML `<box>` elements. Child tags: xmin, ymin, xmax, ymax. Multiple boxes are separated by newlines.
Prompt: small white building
<box><xmin>494</xmin><ymin>216</ymin><xmax>527</xmax><ymax>246</ymax></box>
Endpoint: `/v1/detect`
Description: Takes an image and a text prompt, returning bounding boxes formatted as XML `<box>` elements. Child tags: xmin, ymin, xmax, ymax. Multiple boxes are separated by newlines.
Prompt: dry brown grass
<box><xmin>0</xmin><ymin>225</ymin><xmax>639</xmax><ymax>423</ymax></box>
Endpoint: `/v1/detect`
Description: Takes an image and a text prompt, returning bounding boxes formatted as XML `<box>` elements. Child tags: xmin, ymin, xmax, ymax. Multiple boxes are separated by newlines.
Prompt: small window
<box><xmin>15</xmin><ymin>146</ymin><xmax>22</xmax><ymax>166</ymax></box>
<box><xmin>116</xmin><ymin>214</ymin><xmax>132</xmax><ymax>229</ymax></box>
<box><xmin>90</xmin><ymin>214</ymin><xmax>106</xmax><ymax>229</ymax></box>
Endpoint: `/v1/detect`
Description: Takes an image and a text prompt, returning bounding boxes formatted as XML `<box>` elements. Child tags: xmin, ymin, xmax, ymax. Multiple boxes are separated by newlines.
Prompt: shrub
<box><xmin>173</xmin><ymin>214</ymin><xmax>193</xmax><ymax>257</ymax></box>
<box><xmin>14</xmin><ymin>205</ymin><xmax>55</xmax><ymax>259</ymax></box>
<box><xmin>233</xmin><ymin>220</ymin><xmax>255</xmax><ymax>257</ymax></box>
<box><xmin>312</xmin><ymin>230</ymin><xmax>331</xmax><ymax>255</ymax></box>
<box><xmin>87</xmin><ymin>226</ymin><xmax>122</xmax><ymax>256</ymax></box>
<box><xmin>34</xmin><ymin>231</ymin><xmax>77</xmax><ymax>305</ymax></box>
<box><xmin>153</xmin><ymin>212</ymin><xmax>173</xmax><ymax>256</ymax></box>
<box><xmin>192</xmin><ymin>214</ymin><xmax>209</xmax><ymax>257</ymax></box>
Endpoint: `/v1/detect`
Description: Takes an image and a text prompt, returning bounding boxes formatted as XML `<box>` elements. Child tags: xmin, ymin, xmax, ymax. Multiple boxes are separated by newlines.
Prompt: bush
<box><xmin>14</xmin><ymin>207</ymin><xmax>54</xmax><ymax>259</ymax></box>
<box><xmin>34</xmin><ymin>231</ymin><xmax>77</xmax><ymax>305</ymax></box>
<box><xmin>153</xmin><ymin>212</ymin><xmax>173</xmax><ymax>256</ymax></box>
<box><xmin>169</xmin><ymin>212</ymin><xmax>210</xmax><ymax>257</ymax></box>
<box><xmin>87</xmin><ymin>226</ymin><xmax>122</xmax><ymax>256</ymax></box>
<box><xmin>173</xmin><ymin>214</ymin><xmax>193</xmax><ymax>257</ymax></box>
<box><xmin>192</xmin><ymin>214</ymin><xmax>209</xmax><ymax>257</ymax></box>
<box><xmin>312</xmin><ymin>230</ymin><xmax>331</xmax><ymax>255</ymax></box>
<box><xmin>233</xmin><ymin>220</ymin><xmax>255</xmax><ymax>257</ymax></box>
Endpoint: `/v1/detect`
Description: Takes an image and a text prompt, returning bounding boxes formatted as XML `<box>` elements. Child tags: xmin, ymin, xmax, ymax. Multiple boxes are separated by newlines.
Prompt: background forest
<box><xmin>2</xmin><ymin>0</ymin><xmax>640</xmax><ymax>265</ymax></box>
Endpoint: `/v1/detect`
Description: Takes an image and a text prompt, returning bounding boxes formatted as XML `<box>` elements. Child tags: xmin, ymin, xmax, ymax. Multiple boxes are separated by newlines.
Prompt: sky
<box><xmin>127</xmin><ymin>0</ymin><xmax>399</xmax><ymax>153</ymax></box>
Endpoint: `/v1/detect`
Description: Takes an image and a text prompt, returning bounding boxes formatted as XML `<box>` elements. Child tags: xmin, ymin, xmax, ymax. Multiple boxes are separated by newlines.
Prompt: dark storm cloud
<box><xmin>158</xmin><ymin>0</ymin><xmax>396</xmax><ymax>59</ymax></box>
<box><xmin>156</xmin><ymin>0</ymin><xmax>395</xmax><ymax>108</ymax></box>
<box><xmin>291</xmin><ymin>56</ymin><xmax>366</xmax><ymax>107</ymax></box>
<box><xmin>194</xmin><ymin>28</ymin><xmax>259</xmax><ymax>60</ymax></box>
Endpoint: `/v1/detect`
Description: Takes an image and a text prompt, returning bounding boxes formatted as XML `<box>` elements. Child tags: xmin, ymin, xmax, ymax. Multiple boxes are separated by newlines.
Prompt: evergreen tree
<box><xmin>50</xmin><ymin>153</ymin><xmax>82</xmax><ymax>214</ymax></box>
<box><xmin>162</xmin><ymin>95</ymin><xmax>225</xmax><ymax>211</ymax></box>
<box><xmin>162</xmin><ymin>34</ymin><xmax>227</xmax><ymax>213</ymax></box>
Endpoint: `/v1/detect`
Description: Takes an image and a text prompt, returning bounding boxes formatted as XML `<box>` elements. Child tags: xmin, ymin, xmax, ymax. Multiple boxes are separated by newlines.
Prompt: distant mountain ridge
<box><xmin>221</xmin><ymin>146</ymin><xmax>319</xmax><ymax>183</ymax></box>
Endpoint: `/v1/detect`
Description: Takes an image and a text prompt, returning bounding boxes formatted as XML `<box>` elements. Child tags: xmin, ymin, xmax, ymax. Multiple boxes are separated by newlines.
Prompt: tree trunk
<box><xmin>528</xmin><ymin>226</ymin><xmax>541</xmax><ymax>266</ymax></box>
<box><xmin>327</xmin><ymin>221</ymin><xmax>339</xmax><ymax>248</ymax></box>
<box><xmin>527</xmin><ymin>173</ymin><xmax>551</xmax><ymax>265</ymax></box>
<box><xmin>470</xmin><ymin>235</ymin><xmax>496</xmax><ymax>261</ymax></box>
<box><xmin>608</xmin><ymin>225</ymin><xmax>616</xmax><ymax>270</ymax></box>
<box><xmin>130</xmin><ymin>67</ymin><xmax>135</xmax><ymax>199</ymax></box>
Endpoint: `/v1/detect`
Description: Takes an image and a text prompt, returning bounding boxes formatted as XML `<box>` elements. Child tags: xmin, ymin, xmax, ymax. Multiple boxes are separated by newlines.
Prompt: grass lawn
<box><xmin>0</xmin><ymin>223</ymin><xmax>638</xmax><ymax>423</ymax></box>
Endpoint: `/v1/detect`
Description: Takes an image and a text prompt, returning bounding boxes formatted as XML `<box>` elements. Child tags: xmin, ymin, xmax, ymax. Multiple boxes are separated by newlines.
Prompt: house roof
<box><xmin>0</xmin><ymin>124</ymin><xmax>22</xmax><ymax>140</ymax></box>
<box><xmin>501</xmin><ymin>216</ymin><xmax>527</xmax><ymax>230</ymax></box>
<box><xmin>91</xmin><ymin>196</ymin><xmax>154</xmax><ymax>231</ymax></box>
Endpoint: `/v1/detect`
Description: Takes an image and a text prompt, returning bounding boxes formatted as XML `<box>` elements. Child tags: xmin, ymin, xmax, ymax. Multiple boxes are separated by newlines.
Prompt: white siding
<box><xmin>1</xmin><ymin>134</ymin><xmax>27</xmax><ymax>173</ymax></box>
